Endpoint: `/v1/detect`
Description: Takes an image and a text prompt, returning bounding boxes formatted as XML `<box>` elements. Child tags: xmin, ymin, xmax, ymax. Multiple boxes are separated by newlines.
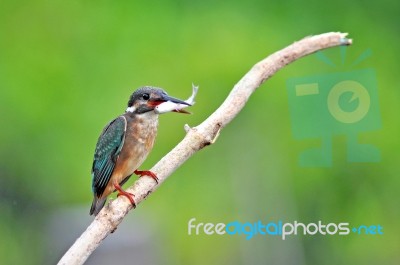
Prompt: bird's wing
<box><xmin>91</xmin><ymin>116</ymin><xmax>127</xmax><ymax>197</ymax></box>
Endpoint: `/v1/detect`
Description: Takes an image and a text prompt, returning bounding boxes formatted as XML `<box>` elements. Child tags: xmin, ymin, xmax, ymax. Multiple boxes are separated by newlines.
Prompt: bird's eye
<box><xmin>142</xmin><ymin>93</ymin><xmax>150</xmax><ymax>100</ymax></box>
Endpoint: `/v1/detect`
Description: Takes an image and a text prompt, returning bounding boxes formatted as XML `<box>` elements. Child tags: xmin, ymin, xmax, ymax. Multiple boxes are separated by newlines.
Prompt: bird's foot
<box><xmin>114</xmin><ymin>183</ymin><xmax>136</xmax><ymax>208</ymax></box>
<box><xmin>134</xmin><ymin>169</ymin><xmax>159</xmax><ymax>184</ymax></box>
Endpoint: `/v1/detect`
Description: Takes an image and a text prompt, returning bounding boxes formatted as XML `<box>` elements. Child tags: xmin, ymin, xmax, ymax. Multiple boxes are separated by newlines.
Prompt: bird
<box><xmin>90</xmin><ymin>86</ymin><xmax>190</xmax><ymax>216</ymax></box>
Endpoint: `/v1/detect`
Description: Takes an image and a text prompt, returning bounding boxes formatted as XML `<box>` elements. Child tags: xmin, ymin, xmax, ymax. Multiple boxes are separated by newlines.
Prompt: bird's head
<box><xmin>126</xmin><ymin>86</ymin><xmax>190</xmax><ymax>114</ymax></box>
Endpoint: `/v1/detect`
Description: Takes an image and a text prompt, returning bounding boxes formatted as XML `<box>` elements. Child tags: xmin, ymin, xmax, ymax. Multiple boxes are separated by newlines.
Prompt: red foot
<box><xmin>114</xmin><ymin>183</ymin><xmax>136</xmax><ymax>208</ymax></box>
<box><xmin>134</xmin><ymin>169</ymin><xmax>159</xmax><ymax>184</ymax></box>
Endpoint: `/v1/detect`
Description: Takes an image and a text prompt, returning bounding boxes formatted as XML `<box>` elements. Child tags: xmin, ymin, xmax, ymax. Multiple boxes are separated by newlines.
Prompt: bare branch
<box><xmin>58</xmin><ymin>32</ymin><xmax>352</xmax><ymax>265</ymax></box>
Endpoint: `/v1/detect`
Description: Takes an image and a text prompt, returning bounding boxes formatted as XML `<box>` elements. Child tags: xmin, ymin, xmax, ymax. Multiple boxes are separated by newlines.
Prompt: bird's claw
<box><xmin>114</xmin><ymin>183</ymin><xmax>136</xmax><ymax>208</ymax></box>
<box><xmin>134</xmin><ymin>169</ymin><xmax>159</xmax><ymax>184</ymax></box>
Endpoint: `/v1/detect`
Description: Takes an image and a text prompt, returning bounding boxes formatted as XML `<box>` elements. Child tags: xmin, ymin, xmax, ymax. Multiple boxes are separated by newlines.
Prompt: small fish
<box><xmin>155</xmin><ymin>84</ymin><xmax>198</xmax><ymax>114</ymax></box>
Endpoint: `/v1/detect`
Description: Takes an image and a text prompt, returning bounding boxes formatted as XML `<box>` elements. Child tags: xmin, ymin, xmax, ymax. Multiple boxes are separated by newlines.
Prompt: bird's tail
<box><xmin>90</xmin><ymin>196</ymin><xmax>107</xmax><ymax>216</ymax></box>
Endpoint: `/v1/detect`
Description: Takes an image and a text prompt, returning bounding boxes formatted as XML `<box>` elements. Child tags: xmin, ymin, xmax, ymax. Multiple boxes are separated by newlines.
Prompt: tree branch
<box><xmin>58</xmin><ymin>32</ymin><xmax>352</xmax><ymax>265</ymax></box>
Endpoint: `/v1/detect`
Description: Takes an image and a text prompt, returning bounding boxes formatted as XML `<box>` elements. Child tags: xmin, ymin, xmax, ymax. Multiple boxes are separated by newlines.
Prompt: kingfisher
<box><xmin>90</xmin><ymin>86</ymin><xmax>190</xmax><ymax>216</ymax></box>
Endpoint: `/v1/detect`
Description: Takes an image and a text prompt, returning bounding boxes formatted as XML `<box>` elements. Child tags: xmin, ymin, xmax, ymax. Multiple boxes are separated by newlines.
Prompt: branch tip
<box><xmin>341</xmin><ymin>38</ymin><xmax>352</xmax><ymax>45</ymax></box>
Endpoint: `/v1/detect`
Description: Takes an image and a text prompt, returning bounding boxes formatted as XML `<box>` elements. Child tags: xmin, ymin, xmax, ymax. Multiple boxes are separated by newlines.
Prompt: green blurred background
<box><xmin>0</xmin><ymin>0</ymin><xmax>399</xmax><ymax>264</ymax></box>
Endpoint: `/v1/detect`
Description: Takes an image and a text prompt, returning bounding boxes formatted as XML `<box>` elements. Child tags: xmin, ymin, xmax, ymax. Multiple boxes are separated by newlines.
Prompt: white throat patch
<box><xmin>126</xmin><ymin>106</ymin><xmax>136</xmax><ymax>113</ymax></box>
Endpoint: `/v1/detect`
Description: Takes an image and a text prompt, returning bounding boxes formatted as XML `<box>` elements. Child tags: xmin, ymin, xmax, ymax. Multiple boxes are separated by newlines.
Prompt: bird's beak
<box><xmin>161</xmin><ymin>94</ymin><xmax>191</xmax><ymax>106</ymax></box>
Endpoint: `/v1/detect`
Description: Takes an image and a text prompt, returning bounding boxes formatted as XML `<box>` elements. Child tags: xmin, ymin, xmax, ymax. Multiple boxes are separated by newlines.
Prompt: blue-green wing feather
<box><xmin>91</xmin><ymin>116</ymin><xmax>126</xmax><ymax>197</ymax></box>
